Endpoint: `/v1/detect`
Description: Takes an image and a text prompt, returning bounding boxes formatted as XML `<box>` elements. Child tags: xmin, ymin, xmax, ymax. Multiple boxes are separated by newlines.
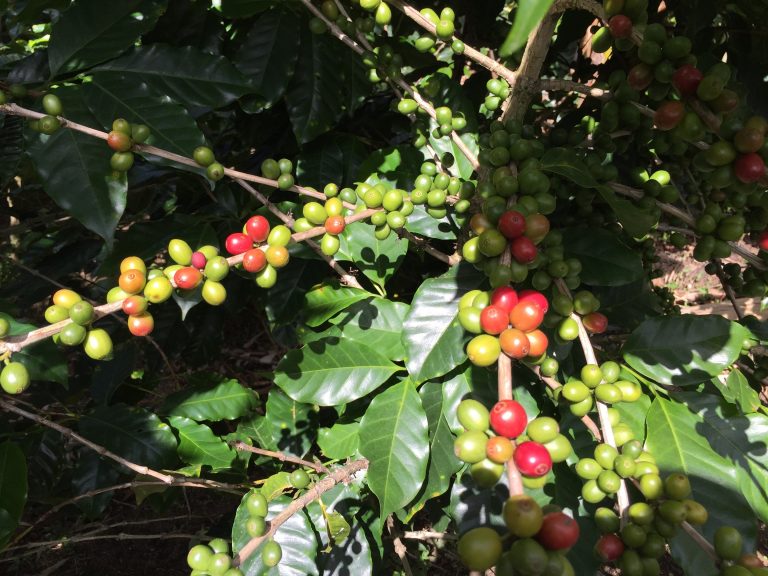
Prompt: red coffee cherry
<box><xmin>672</xmin><ymin>64</ymin><xmax>703</xmax><ymax>98</ymax></box>
<box><xmin>583</xmin><ymin>312</ymin><xmax>608</xmax><ymax>334</ymax></box>
<box><xmin>325</xmin><ymin>215</ymin><xmax>346</xmax><ymax>235</ymax></box>
<box><xmin>498</xmin><ymin>210</ymin><xmax>526</xmax><ymax>239</ymax></box>
<box><xmin>225</xmin><ymin>232</ymin><xmax>252</xmax><ymax>255</ymax></box>
<box><xmin>245</xmin><ymin>215</ymin><xmax>271</xmax><ymax>242</ymax></box>
<box><xmin>510</xmin><ymin>301</ymin><xmax>545</xmax><ymax>332</ymax></box>
<box><xmin>191</xmin><ymin>251</ymin><xmax>207</xmax><ymax>269</ymax></box>
<box><xmin>594</xmin><ymin>533</ymin><xmax>625</xmax><ymax>562</ymax></box>
<box><xmin>513</xmin><ymin>441</ymin><xmax>552</xmax><ymax>477</ymax></box>
<box><xmin>490</xmin><ymin>286</ymin><xmax>519</xmax><ymax>314</ymax></box>
<box><xmin>518</xmin><ymin>289</ymin><xmax>549</xmax><ymax>313</ymax></box>
<box><xmin>509</xmin><ymin>236</ymin><xmax>537</xmax><ymax>264</ymax></box>
<box><xmin>536</xmin><ymin>511</ymin><xmax>581</xmax><ymax>551</ymax></box>
<box><xmin>608</xmin><ymin>15</ymin><xmax>632</xmax><ymax>39</ymax></box>
<box><xmin>489</xmin><ymin>400</ymin><xmax>527</xmax><ymax>439</ymax></box>
<box><xmin>480</xmin><ymin>305</ymin><xmax>509</xmax><ymax>335</ymax></box>
<box><xmin>174</xmin><ymin>267</ymin><xmax>203</xmax><ymax>290</ymax></box>
<box><xmin>242</xmin><ymin>248</ymin><xmax>267</xmax><ymax>273</ymax></box>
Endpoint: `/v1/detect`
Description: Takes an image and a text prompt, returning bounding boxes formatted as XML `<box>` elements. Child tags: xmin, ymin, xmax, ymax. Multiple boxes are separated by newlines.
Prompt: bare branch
<box><xmin>230</xmin><ymin>440</ymin><xmax>328</xmax><ymax>474</ymax></box>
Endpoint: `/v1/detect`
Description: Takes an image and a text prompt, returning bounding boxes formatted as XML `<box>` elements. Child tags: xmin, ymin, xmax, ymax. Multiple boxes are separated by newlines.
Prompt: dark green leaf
<box><xmin>336</xmin><ymin>221</ymin><xmax>408</xmax><ymax>289</ymax></box>
<box><xmin>404</xmin><ymin>204</ymin><xmax>460</xmax><ymax>241</ymax></box>
<box><xmin>48</xmin><ymin>0</ymin><xmax>165</xmax><ymax>76</ymax></box>
<box><xmin>402</xmin><ymin>264</ymin><xmax>485</xmax><ymax>381</ymax></box>
<box><xmin>80</xmin><ymin>404</ymin><xmax>178</xmax><ymax>469</ymax></box>
<box><xmin>0</xmin><ymin>442</ymin><xmax>26</xmax><ymax>526</ymax></box>
<box><xmin>539</xmin><ymin>147</ymin><xmax>598</xmax><ymax>188</ymax></box>
<box><xmin>297</xmin><ymin>134</ymin><xmax>369</xmax><ymax>189</ymax></box>
<box><xmin>232</xmin><ymin>494</ymin><xmax>319</xmax><ymax>576</ymax></box>
<box><xmin>596</xmin><ymin>185</ymin><xmax>658</xmax><ymax>239</ymax></box>
<box><xmin>359</xmin><ymin>380</ymin><xmax>429</xmax><ymax>518</ymax></box>
<box><xmin>85</xmin><ymin>74</ymin><xmax>206</xmax><ymax>158</ymax></box>
<box><xmin>237</xmin><ymin>413</ymin><xmax>278</xmax><ymax>451</ymax></box>
<box><xmin>169</xmin><ymin>416</ymin><xmax>236</xmax><ymax>472</ymax></box>
<box><xmin>234</xmin><ymin>6</ymin><xmax>300</xmax><ymax>111</ymax></box>
<box><xmin>95</xmin><ymin>44</ymin><xmax>253</xmax><ymax>108</ymax></box>
<box><xmin>317</xmin><ymin>422</ymin><xmax>360</xmax><ymax>460</ymax></box>
<box><xmin>358</xmin><ymin>145</ymin><xmax>423</xmax><ymax>191</ymax></box>
<box><xmin>329</xmin><ymin>298</ymin><xmax>410</xmax><ymax>361</ymax></box>
<box><xmin>221</xmin><ymin>0</ymin><xmax>278</xmax><ymax>18</ymax></box>
<box><xmin>623</xmin><ymin>315</ymin><xmax>750</xmax><ymax>386</ymax></box>
<box><xmin>265</xmin><ymin>388</ymin><xmax>315</xmax><ymax>457</ymax></box>
<box><xmin>29</xmin><ymin>87</ymin><xmax>127</xmax><ymax>245</ymax></box>
<box><xmin>162</xmin><ymin>377</ymin><xmax>258</xmax><ymax>421</ymax></box>
<box><xmin>284</xmin><ymin>27</ymin><xmax>368</xmax><ymax>143</ymax></box>
<box><xmin>406</xmin><ymin>382</ymin><xmax>462</xmax><ymax>519</ymax></box>
<box><xmin>713</xmin><ymin>370</ymin><xmax>762</xmax><ymax>413</ymax></box>
<box><xmin>72</xmin><ymin>452</ymin><xmax>121</xmax><ymax>518</ymax></box>
<box><xmin>0</xmin><ymin>115</ymin><xmax>24</xmax><ymax>190</ymax></box>
<box><xmin>274</xmin><ymin>337</ymin><xmax>400</xmax><ymax>406</ymax></box>
<box><xmin>561</xmin><ymin>227</ymin><xmax>644</xmax><ymax>286</ymax></box>
<box><xmin>302</xmin><ymin>283</ymin><xmax>371</xmax><ymax>327</ymax></box>
<box><xmin>500</xmin><ymin>0</ymin><xmax>556</xmax><ymax>56</ymax></box>
<box><xmin>646</xmin><ymin>395</ymin><xmax>761</xmax><ymax>576</ymax></box>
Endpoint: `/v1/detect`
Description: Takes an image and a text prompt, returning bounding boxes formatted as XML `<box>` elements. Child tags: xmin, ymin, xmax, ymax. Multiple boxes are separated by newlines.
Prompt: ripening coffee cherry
<box><xmin>536</xmin><ymin>512</ymin><xmax>580</xmax><ymax>551</ymax></box>
<box><xmin>486</xmin><ymin>436</ymin><xmax>514</xmax><ymax>463</ymax></box>
<box><xmin>245</xmin><ymin>215</ymin><xmax>270</xmax><ymax>243</ymax></box>
<box><xmin>69</xmin><ymin>301</ymin><xmax>94</xmax><ymax>326</ymax></box>
<box><xmin>143</xmin><ymin>276</ymin><xmax>174</xmax><ymax>304</ymax></box>
<box><xmin>202</xmin><ymin>280</ymin><xmax>226</xmax><ymax>305</ymax></box>
<box><xmin>490</xmin><ymin>400</ymin><xmax>527</xmax><ymax>438</ymax></box>
<box><xmin>45</xmin><ymin>304</ymin><xmax>69</xmax><ymax>324</ymax></box>
<box><xmin>53</xmin><ymin>288</ymin><xmax>82</xmax><ymax>309</ymax></box>
<box><xmin>514</xmin><ymin>441</ymin><xmax>552</xmax><ymax>477</ymax></box>
<box><xmin>457</xmin><ymin>527</ymin><xmax>502</xmax><ymax>571</ymax></box>
<box><xmin>193</xmin><ymin>146</ymin><xmax>216</xmax><ymax>167</ymax></box>
<box><xmin>83</xmin><ymin>328</ymin><xmax>113</xmax><ymax>360</ymax></box>
<box><xmin>454</xmin><ymin>430</ymin><xmax>488</xmax><ymax>463</ymax></box>
<box><xmin>242</xmin><ymin>249</ymin><xmax>267</xmax><ymax>273</ymax></box>
<box><xmin>207</xmin><ymin>162</ymin><xmax>225</xmax><ymax>181</ymax></box>
<box><xmin>480</xmin><ymin>305</ymin><xmax>509</xmax><ymax>335</ymax></box>
<box><xmin>1</xmin><ymin>362</ymin><xmax>30</xmax><ymax>394</ymax></box>
<box><xmin>503</xmin><ymin>494</ymin><xmax>543</xmax><ymax>537</ymax></box>
<box><xmin>499</xmin><ymin>328</ymin><xmax>530</xmax><ymax>359</ymax></box>
<box><xmin>466</xmin><ymin>334</ymin><xmax>500</xmax><ymax>366</ymax></box>
<box><xmin>290</xmin><ymin>469</ymin><xmax>311</xmax><ymax>489</ymax></box>
<box><xmin>128</xmin><ymin>312</ymin><xmax>154</xmax><ymax>337</ymax></box>
<box><xmin>174</xmin><ymin>267</ymin><xmax>203</xmax><ymax>290</ymax></box>
<box><xmin>595</xmin><ymin>533</ymin><xmax>625</xmax><ymax>562</ymax></box>
<box><xmin>110</xmin><ymin>151</ymin><xmax>134</xmax><ymax>171</ymax></box>
<box><xmin>246</xmin><ymin>491</ymin><xmax>269</xmax><ymax>517</ymax></box>
<box><xmin>225</xmin><ymin>233</ymin><xmax>252</xmax><ymax>255</ymax></box>
<box><xmin>119</xmin><ymin>270</ymin><xmax>146</xmax><ymax>295</ymax></box>
<box><xmin>107</xmin><ymin>130</ymin><xmax>132</xmax><ymax>152</ymax></box>
<box><xmin>714</xmin><ymin>526</ymin><xmax>742</xmax><ymax>560</ymax></box>
<box><xmin>42</xmin><ymin>93</ymin><xmax>62</xmax><ymax>116</ymax></box>
<box><xmin>204</xmin><ymin>256</ymin><xmax>230</xmax><ymax>281</ymax></box>
<box><xmin>262</xmin><ymin>540</ymin><xmax>282</xmax><ymax>567</ymax></box>
<box><xmin>122</xmin><ymin>295</ymin><xmax>148</xmax><ymax>316</ymax></box>
<box><xmin>187</xmin><ymin>544</ymin><xmax>214</xmax><ymax>570</ymax></box>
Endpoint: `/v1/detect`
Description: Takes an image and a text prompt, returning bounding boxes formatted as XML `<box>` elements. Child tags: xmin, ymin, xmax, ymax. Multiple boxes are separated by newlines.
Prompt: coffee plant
<box><xmin>1</xmin><ymin>0</ymin><xmax>768</xmax><ymax>574</ymax></box>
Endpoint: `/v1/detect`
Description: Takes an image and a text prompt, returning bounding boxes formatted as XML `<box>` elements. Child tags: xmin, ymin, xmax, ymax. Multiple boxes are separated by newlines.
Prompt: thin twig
<box><xmin>387</xmin><ymin>515</ymin><xmax>415</xmax><ymax>576</ymax></box>
<box><xmin>387</xmin><ymin>0</ymin><xmax>516</xmax><ymax>85</ymax></box>
<box><xmin>402</xmin><ymin>530</ymin><xmax>456</xmax><ymax>541</ymax></box>
<box><xmin>230</xmin><ymin>441</ymin><xmax>328</xmax><ymax>474</ymax></box>
<box><xmin>10</xmin><ymin>480</ymin><xmax>241</xmax><ymax>547</ymax></box>
<box><xmin>233</xmin><ymin>459</ymin><xmax>369</xmax><ymax>566</ymax></box>
<box><xmin>711</xmin><ymin>260</ymin><xmax>744</xmax><ymax>321</ymax></box>
<box><xmin>0</xmin><ymin>399</ymin><xmax>232</xmax><ymax>488</ymax></box>
<box><xmin>397</xmin><ymin>228</ymin><xmax>460</xmax><ymax>266</ymax></box>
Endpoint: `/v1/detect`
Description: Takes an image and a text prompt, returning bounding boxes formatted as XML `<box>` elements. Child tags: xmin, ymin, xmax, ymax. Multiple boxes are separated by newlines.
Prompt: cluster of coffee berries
<box><xmin>186</xmin><ymin>538</ymin><xmax>243</xmax><ymax>576</ymax></box>
<box><xmin>227</xmin><ymin>217</ymin><xmax>293</xmax><ymax>289</ymax></box>
<box><xmin>575</xmin><ymin>439</ymin><xmax>646</xmax><ymax>504</ymax></box>
<box><xmin>459</xmin><ymin>287</ymin><xmax>549</xmax><ymax>367</ymax></box>
<box><xmin>454</xmin><ymin>399</ymin><xmax>566</xmax><ymax>490</ymax></box>
<box><xmin>46</xmin><ymin>289</ymin><xmax>114</xmax><ymax>360</ymax></box>
<box><xmin>0</xmin><ymin>317</ymin><xmax>30</xmax><ymax>395</ymax></box>
<box><xmin>292</xmin><ymin>196</ymin><xmax>347</xmax><ymax>256</ymax></box>
<box><xmin>549</xmin><ymin>289</ymin><xmax>608</xmax><ymax>341</ymax></box>
<box><xmin>411</xmin><ymin>6</ymin><xmax>462</xmax><ymax>53</ymax></box>
<box><xmin>593</xmin><ymin>472</ymin><xmax>712</xmax><ymax>576</ymax></box>
<box><xmin>190</xmin><ymin>145</ymin><xmax>225</xmax><ymax>181</ymax></box>
<box><xmin>556</xmin><ymin>361</ymin><xmax>642</xmax><ymax>417</ymax></box>
<box><xmin>458</xmin><ymin>497</ymin><xmax>579</xmax><ymax>574</ymax></box>
<box><xmin>396</xmin><ymin>98</ymin><xmax>467</xmax><ymax>137</ymax></box>
<box><xmin>259</xmin><ymin>157</ymin><xmax>295</xmax><ymax>190</ymax></box>
<box><xmin>107</xmin><ymin>118</ymin><xmax>150</xmax><ymax>172</ymax></box>
<box><xmin>28</xmin><ymin>93</ymin><xmax>63</xmax><ymax>135</ymax></box>
<box><xmin>484</xmin><ymin>77</ymin><xmax>510</xmax><ymax>112</ymax></box>
<box><xmin>243</xmin><ymin>491</ymin><xmax>283</xmax><ymax>568</ymax></box>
